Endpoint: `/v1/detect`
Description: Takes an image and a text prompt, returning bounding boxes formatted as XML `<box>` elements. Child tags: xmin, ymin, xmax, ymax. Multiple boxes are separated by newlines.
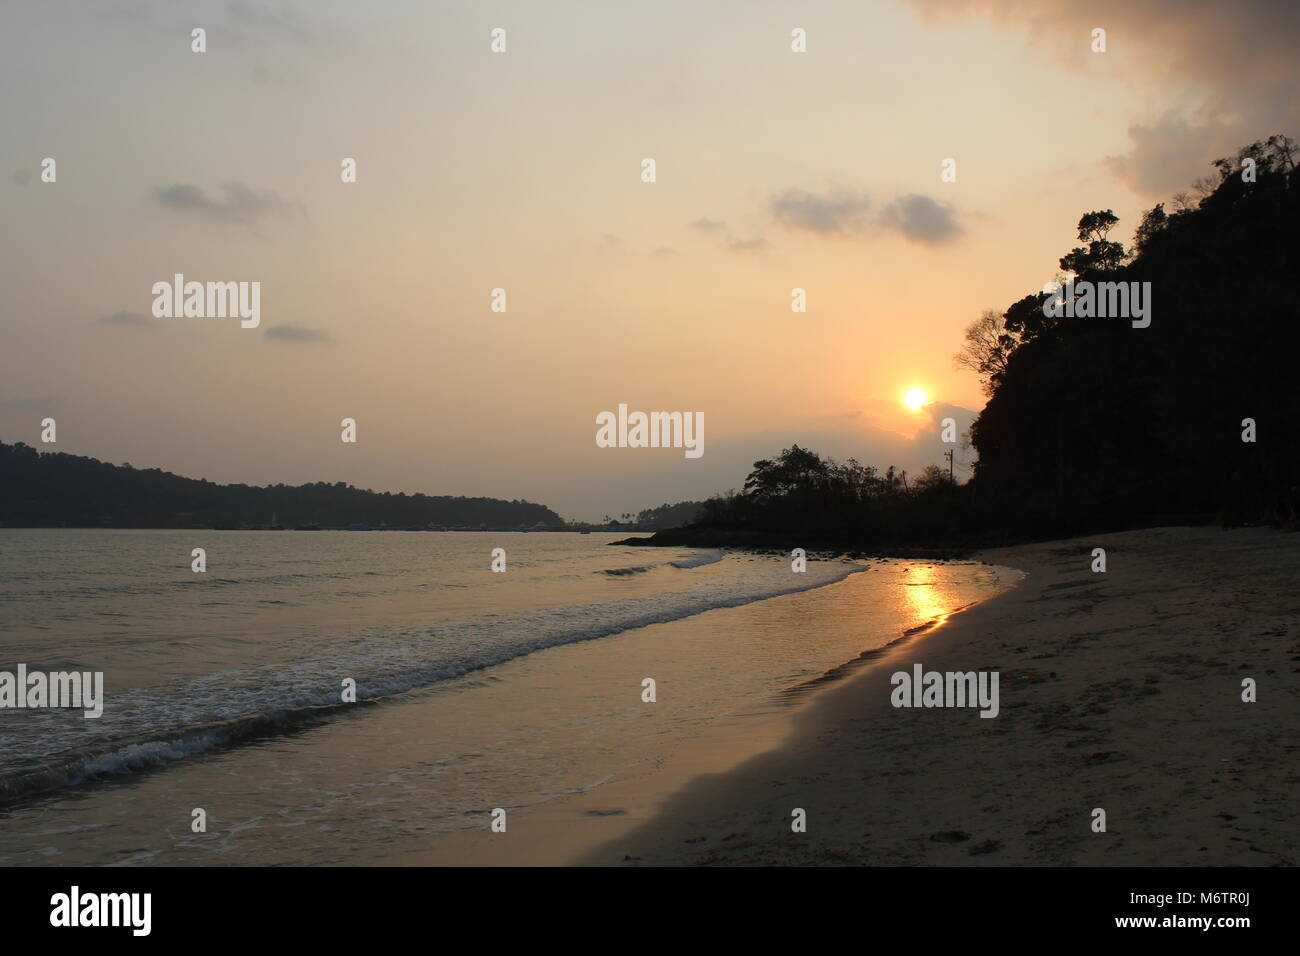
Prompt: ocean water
<box><xmin>0</xmin><ymin>529</ymin><xmax>1019</xmax><ymax>865</ymax></box>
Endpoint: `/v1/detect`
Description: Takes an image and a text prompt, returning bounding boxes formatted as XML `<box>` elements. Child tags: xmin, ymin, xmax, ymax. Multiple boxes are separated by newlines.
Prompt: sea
<box><xmin>0</xmin><ymin>529</ymin><xmax>1020</xmax><ymax>865</ymax></box>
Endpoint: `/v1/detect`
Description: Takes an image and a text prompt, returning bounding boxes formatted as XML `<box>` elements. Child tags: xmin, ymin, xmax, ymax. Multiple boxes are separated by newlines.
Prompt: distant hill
<box><xmin>0</xmin><ymin>441</ymin><xmax>564</xmax><ymax>530</ymax></box>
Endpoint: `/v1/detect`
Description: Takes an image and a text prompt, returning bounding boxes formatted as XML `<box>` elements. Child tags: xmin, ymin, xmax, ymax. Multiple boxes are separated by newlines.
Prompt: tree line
<box><xmin>0</xmin><ymin>441</ymin><xmax>563</xmax><ymax>530</ymax></box>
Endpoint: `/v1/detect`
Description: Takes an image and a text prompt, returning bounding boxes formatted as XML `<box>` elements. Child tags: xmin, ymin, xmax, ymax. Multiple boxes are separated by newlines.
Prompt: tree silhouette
<box><xmin>953</xmin><ymin>308</ymin><xmax>1015</xmax><ymax>395</ymax></box>
<box><xmin>1058</xmin><ymin>209</ymin><xmax>1125</xmax><ymax>274</ymax></box>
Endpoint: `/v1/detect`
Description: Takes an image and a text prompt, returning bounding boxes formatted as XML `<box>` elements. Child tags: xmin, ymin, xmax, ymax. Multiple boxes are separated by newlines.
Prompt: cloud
<box><xmin>96</xmin><ymin>311</ymin><xmax>152</xmax><ymax>327</ymax></box>
<box><xmin>914</xmin><ymin>402</ymin><xmax>979</xmax><ymax>478</ymax></box>
<box><xmin>692</xmin><ymin>213</ymin><xmax>768</xmax><ymax>252</ymax></box>
<box><xmin>767</xmin><ymin>187</ymin><xmax>962</xmax><ymax>245</ymax></box>
<box><xmin>904</xmin><ymin>0</ymin><xmax>1300</xmax><ymax>198</ymax></box>
<box><xmin>923</xmin><ymin>401</ymin><xmax>976</xmax><ymax>440</ymax></box>
<box><xmin>726</xmin><ymin>236</ymin><xmax>769</xmax><ymax>254</ymax></box>
<box><xmin>1103</xmin><ymin>114</ymin><xmax>1225</xmax><ymax>198</ymax></box>
<box><xmin>878</xmin><ymin>194</ymin><xmax>964</xmax><ymax>245</ymax></box>
<box><xmin>770</xmin><ymin>188</ymin><xmax>873</xmax><ymax>236</ymax></box>
<box><xmin>264</xmin><ymin>324</ymin><xmax>329</xmax><ymax>343</ymax></box>
<box><xmin>90</xmin><ymin>0</ymin><xmax>328</xmax><ymax>85</ymax></box>
<box><xmin>153</xmin><ymin>181</ymin><xmax>301</xmax><ymax>228</ymax></box>
<box><xmin>226</xmin><ymin>0</ymin><xmax>316</xmax><ymax>49</ymax></box>
<box><xmin>690</xmin><ymin>217</ymin><xmax>727</xmax><ymax>232</ymax></box>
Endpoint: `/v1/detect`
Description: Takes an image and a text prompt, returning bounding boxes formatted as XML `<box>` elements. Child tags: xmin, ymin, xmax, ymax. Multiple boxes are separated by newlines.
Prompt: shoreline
<box><xmin>393</xmin><ymin>524</ymin><xmax>1298</xmax><ymax>866</ymax></box>
<box><xmin>607</xmin><ymin>514</ymin><xmax>1224</xmax><ymax>555</ymax></box>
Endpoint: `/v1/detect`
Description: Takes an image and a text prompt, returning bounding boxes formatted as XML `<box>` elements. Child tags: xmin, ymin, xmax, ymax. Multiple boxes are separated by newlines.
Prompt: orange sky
<box><xmin>3</xmin><ymin>0</ymin><xmax>1295</xmax><ymax>519</ymax></box>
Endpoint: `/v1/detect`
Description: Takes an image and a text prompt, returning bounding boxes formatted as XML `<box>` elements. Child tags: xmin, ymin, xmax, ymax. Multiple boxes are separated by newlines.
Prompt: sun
<box><xmin>903</xmin><ymin>387</ymin><xmax>929</xmax><ymax>411</ymax></box>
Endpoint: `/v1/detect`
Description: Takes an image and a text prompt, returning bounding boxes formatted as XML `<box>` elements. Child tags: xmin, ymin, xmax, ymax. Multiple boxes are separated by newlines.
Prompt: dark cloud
<box><xmin>905</xmin><ymin>0</ymin><xmax>1300</xmax><ymax>198</ymax></box>
<box><xmin>264</xmin><ymin>324</ymin><xmax>328</xmax><ymax>343</ymax></box>
<box><xmin>770</xmin><ymin>188</ymin><xmax>872</xmax><ymax>236</ymax></box>
<box><xmin>154</xmin><ymin>181</ymin><xmax>301</xmax><ymax>228</ymax></box>
<box><xmin>96</xmin><ymin>311</ymin><xmax>151</xmax><ymax>327</ymax></box>
<box><xmin>768</xmin><ymin>187</ymin><xmax>962</xmax><ymax>245</ymax></box>
<box><xmin>878</xmin><ymin>194</ymin><xmax>963</xmax><ymax>245</ymax></box>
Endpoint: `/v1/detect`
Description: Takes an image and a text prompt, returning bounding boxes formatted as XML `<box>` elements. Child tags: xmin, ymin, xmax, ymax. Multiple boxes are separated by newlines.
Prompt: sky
<box><xmin>2</xmin><ymin>0</ymin><xmax>1297</xmax><ymax>521</ymax></box>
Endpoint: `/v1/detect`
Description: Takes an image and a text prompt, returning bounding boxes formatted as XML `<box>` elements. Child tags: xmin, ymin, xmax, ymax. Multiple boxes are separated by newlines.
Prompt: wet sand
<box><xmin>396</xmin><ymin>526</ymin><xmax>1299</xmax><ymax>866</ymax></box>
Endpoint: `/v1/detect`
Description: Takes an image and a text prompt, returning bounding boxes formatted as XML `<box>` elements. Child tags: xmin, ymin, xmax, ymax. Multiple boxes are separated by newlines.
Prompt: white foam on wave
<box><xmin>0</xmin><ymin>555</ymin><xmax>862</xmax><ymax>800</ymax></box>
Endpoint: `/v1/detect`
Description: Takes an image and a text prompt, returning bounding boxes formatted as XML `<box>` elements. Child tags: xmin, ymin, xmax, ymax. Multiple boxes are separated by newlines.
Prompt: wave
<box><xmin>669</xmin><ymin>549</ymin><xmax>725</xmax><ymax>569</ymax></box>
<box><xmin>598</xmin><ymin>548</ymin><xmax>723</xmax><ymax>575</ymax></box>
<box><xmin>0</xmin><ymin>558</ymin><xmax>862</xmax><ymax>803</ymax></box>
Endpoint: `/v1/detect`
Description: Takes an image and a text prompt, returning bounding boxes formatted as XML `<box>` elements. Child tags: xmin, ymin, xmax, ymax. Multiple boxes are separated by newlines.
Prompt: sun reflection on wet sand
<box><xmin>901</xmin><ymin>565</ymin><xmax>964</xmax><ymax>630</ymax></box>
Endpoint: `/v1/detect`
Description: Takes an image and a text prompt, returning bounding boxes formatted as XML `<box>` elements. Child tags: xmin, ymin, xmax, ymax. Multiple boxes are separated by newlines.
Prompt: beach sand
<box><xmin>397</xmin><ymin>525</ymin><xmax>1299</xmax><ymax>866</ymax></box>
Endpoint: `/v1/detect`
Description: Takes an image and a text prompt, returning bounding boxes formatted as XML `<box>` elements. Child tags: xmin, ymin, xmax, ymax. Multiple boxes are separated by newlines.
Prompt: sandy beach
<box><xmin>404</xmin><ymin>525</ymin><xmax>1299</xmax><ymax>866</ymax></box>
